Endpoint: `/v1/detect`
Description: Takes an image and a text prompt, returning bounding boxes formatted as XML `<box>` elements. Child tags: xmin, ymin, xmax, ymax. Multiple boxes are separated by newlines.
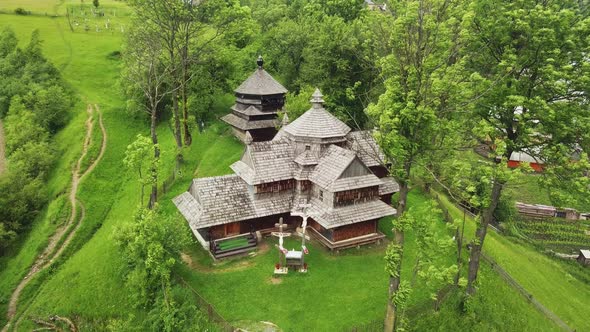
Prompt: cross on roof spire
<box><xmin>310</xmin><ymin>88</ymin><xmax>324</xmax><ymax>109</ymax></box>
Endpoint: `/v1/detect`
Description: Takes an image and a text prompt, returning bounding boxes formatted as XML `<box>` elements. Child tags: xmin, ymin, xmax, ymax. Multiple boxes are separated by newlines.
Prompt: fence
<box><xmin>481</xmin><ymin>254</ymin><xmax>574</xmax><ymax>332</ymax></box>
<box><xmin>430</xmin><ymin>192</ymin><xmax>501</xmax><ymax>233</ymax></box>
<box><xmin>431</xmin><ymin>189</ymin><xmax>574</xmax><ymax>331</ymax></box>
<box><xmin>158</xmin><ymin>159</ymin><xmax>183</xmax><ymax>198</ymax></box>
<box><xmin>177</xmin><ymin>276</ymin><xmax>236</xmax><ymax>332</ymax></box>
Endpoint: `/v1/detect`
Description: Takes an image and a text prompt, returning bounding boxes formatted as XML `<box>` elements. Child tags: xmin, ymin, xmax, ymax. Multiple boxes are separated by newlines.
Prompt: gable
<box><xmin>339</xmin><ymin>157</ymin><xmax>371</xmax><ymax>179</ymax></box>
<box><xmin>241</xmin><ymin>148</ymin><xmax>253</xmax><ymax>169</ymax></box>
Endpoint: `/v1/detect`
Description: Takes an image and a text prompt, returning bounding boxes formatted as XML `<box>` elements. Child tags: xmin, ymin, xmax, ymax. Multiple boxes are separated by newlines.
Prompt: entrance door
<box><xmin>225</xmin><ymin>222</ymin><xmax>240</xmax><ymax>236</ymax></box>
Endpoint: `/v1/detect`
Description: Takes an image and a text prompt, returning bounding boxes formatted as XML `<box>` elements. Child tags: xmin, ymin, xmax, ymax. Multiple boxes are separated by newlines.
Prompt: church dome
<box><xmin>282</xmin><ymin>89</ymin><xmax>351</xmax><ymax>139</ymax></box>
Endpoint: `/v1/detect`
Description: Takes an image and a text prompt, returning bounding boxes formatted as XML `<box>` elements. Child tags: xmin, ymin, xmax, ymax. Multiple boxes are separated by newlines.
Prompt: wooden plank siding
<box><xmin>334</xmin><ymin>186</ymin><xmax>379</xmax><ymax>207</ymax></box>
<box><xmin>255</xmin><ymin>179</ymin><xmax>296</xmax><ymax>194</ymax></box>
<box><xmin>332</xmin><ymin>220</ymin><xmax>377</xmax><ymax>242</ymax></box>
<box><xmin>380</xmin><ymin>193</ymin><xmax>393</xmax><ymax>205</ymax></box>
<box><xmin>207</xmin><ymin>213</ymin><xmax>295</xmax><ymax>240</ymax></box>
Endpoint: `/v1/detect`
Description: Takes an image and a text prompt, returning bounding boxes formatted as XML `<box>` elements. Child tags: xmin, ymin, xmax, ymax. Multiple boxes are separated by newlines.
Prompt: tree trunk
<box><xmin>466</xmin><ymin>179</ymin><xmax>502</xmax><ymax>295</ymax></box>
<box><xmin>148</xmin><ymin>108</ymin><xmax>160</xmax><ymax>209</ymax></box>
<box><xmin>454</xmin><ymin>209</ymin><xmax>466</xmax><ymax>286</ymax></box>
<box><xmin>168</xmin><ymin>46</ymin><xmax>183</xmax><ymax>149</ymax></box>
<box><xmin>181</xmin><ymin>37</ymin><xmax>191</xmax><ymax>146</ymax></box>
<box><xmin>181</xmin><ymin>83</ymin><xmax>191</xmax><ymax>145</ymax></box>
<box><xmin>172</xmin><ymin>91</ymin><xmax>182</xmax><ymax>149</ymax></box>
<box><xmin>384</xmin><ymin>181</ymin><xmax>409</xmax><ymax>332</ymax></box>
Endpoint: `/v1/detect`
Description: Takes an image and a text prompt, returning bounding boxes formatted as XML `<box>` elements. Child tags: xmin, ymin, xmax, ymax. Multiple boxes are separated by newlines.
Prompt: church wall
<box><xmin>309</xmin><ymin>218</ymin><xmax>334</xmax><ymax>241</ymax></box>
<box><xmin>334</xmin><ymin>186</ymin><xmax>379</xmax><ymax>207</ymax></box>
<box><xmin>250</xmin><ymin>128</ymin><xmax>277</xmax><ymax>141</ymax></box>
<box><xmin>340</xmin><ymin>158</ymin><xmax>371</xmax><ymax>178</ymax></box>
<box><xmin>369</xmin><ymin>166</ymin><xmax>389</xmax><ymax>178</ymax></box>
<box><xmin>332</xmin><ymin>220</ymin><xmax>377</xmax><ymax>242</ymax></box>
<box><xmin>208</xmin><ymin>213</ymin><xmax>293</xmax><ymax>241</ymax></box>
<box><xmin>380</xmin><ymin>193</ymin><xmax>393</xmax><ymax>205</ymax></box>
<box><xmin>209</xmin><ymin>225</ymin><xmax>226</xmax><ymax>240</ymax></box>
<box><xmin>255</xmin><ymin>179</ymin><xmax>295</xmax><ymax>194</ymax></box>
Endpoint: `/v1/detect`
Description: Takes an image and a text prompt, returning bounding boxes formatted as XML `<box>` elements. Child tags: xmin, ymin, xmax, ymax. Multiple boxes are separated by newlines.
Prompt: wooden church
<box><xmin>174</xmin><ymin>59</ymin><xmax>399</xmax><ymax>257</ymax></box>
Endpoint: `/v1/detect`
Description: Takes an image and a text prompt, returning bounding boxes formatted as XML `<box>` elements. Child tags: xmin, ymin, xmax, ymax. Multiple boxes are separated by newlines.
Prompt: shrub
<box><xmin>494</xmin><ymin>193</ymin><xmax>517</xmax><ymax>224</ymax></box>
<box><xmin>14</xmin><ymin>8</ymin><xmax>30</xmax><ymax>15</ymax></box>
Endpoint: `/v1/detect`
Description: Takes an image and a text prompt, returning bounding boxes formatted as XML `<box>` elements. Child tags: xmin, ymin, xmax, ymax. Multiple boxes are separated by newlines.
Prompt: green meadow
<box><xmin>0</xmin><ymin>1</ymin><xmax>588</xmax><ymax>331</ymax></box>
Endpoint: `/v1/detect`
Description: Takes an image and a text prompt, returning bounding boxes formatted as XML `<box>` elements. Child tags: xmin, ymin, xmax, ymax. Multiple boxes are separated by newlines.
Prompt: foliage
<box><xmin>113</xmin><ymin>206</ymin><xmax>188</xmax><ymax>307</ymax></box>
<box><xmin>123</xmin><ymin>134</ymin><xmax>160</xmax><ymax>207</ymax></box>
<box><xmin>112</xmin><ymin>204</ymin><xmax>211</xmax><ymax>331</ymax></box>
<box><xmin>0</xmin><ymin>27</ymin><xmax>72</xmax><ymax>249</ymax></box>
<box><xmin>14</xmin><ymin>8</ymin><xmax>31</xmax><ymax>16</ymax></box>
<box><xmin>386</xmin><ymin>202</ymin><xmax>461</xmax><ymax>328</ymax></box>
<box><xmin>435</xmin><ymin>190</ymin><xmax>590</xmax><ymax>331</ymax></box>
<box><xmin>368</xmin><ymin>1</ymin><xmax>468</xmax><ymax>328</ymax></box>
<box><xmin>451</xmin><ymin>0</ymin><xmax>590</xmax><ymax>294</ymax></box>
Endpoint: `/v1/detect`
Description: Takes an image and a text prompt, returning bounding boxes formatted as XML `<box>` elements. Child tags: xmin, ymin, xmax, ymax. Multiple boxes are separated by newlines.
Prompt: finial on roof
<box><xmin>244</xmin><ymin>131</ymin><xmax>253</xmax><ymax>145</ymax></box>
<box><xmin>282</xmin><ymin>113</ymin><xmax>290</xmax><ymax>126</ymax></box>
<box><xmin>257</xmin><ymin>55</ymin><xmax>264</xmax><ymax>69</ymax></box>
<box><xmin>310</xmin><ymin>88</ymin><xmax>324</xmax><ymax>109</ymax></box>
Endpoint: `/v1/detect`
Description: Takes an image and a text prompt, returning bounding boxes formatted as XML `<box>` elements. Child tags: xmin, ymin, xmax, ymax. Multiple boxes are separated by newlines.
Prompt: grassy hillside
<box><xmin>435</xmin><ymin>192</ymin><xmax>590</xmax><ymax>331</ymax></box>
<box><xmin>0</xmin><ymin>1</ymin><xmax>587</xmax><ymax>331</ymax></box>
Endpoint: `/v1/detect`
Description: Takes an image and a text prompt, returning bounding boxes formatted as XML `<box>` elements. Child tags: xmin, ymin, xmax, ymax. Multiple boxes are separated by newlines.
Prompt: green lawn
<box><xmin>174</xmin><ymin>189</ymin><xmax>559</xmax><ymax>332</ymax></box>
<box><xmin>0</xmin><ymin>3</ymin><xmax>583</xmax><ymax>331</ymax></box>
<box><xmin>435</xmin><ymin>191</ymin><xmax>590</xmax><ymax>331</ymax></box>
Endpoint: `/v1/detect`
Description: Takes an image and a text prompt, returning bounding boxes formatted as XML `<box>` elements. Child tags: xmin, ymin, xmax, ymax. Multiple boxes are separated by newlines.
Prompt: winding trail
<box><xmin>2</xmin><ymin>104</ymin><xmax>107</xmax><ymax>332</ymax></box>
<box><xmin>0</xmin><ymin>119</ymin><xmax>6</xmax><ymax>175</ymax></box>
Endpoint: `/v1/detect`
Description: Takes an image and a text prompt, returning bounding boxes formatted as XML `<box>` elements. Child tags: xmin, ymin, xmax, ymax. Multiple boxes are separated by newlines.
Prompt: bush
<box><xmin>494</xmin><ymin>193</ymin><xmax>517</xmax><ymax>224</ymax></box>
<box><xmin>14</xmin><ymin>8</ymin><xmax>30</xmax><ymax>15</ymax></box>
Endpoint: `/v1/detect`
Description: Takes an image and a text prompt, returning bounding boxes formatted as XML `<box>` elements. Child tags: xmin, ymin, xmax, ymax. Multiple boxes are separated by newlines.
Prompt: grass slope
<box><xmin>436</xmin><ymin>192</ymin><xmax>590</xmax><ymax>331</ymax></box>
<box><xmin>0</xmin><ymin>3</ymin><xmax>583</xmax><ymax>331</ymax></box>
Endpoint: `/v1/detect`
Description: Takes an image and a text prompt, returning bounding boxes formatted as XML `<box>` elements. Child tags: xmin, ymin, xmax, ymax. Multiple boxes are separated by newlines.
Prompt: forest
<box><xmin>0</xmin><ymin>0</ymin><xmax>589</xmax><ymax>331</ymax></box>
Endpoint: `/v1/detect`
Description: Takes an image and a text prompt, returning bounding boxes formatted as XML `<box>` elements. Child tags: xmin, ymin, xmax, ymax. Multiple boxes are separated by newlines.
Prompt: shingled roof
<box><xmin>220</xmin><ymin>113</ymin><xmax>279</xmax><ymax>130</ymax></box>
<box><xmin>310</xmin><ymin>145</ymin><xmax>356</xmax><ymax>188</ymax></box>
<box><xmin>294</xmin><ymin>149</ymin><xmax>319</xmax><ymax>166</ymax></box>
<box><xmin>173</xmin><ymin>175</ymin><xmax>293</xmax><ymax>229</ymax></box>
<box><xmin>379</xmin><ymin>177</ymin><xmax>400</xmax><ymax>195</ymax></box>
<box><xmin>235</xmin><ymin>68</ymin><xmax>288</xmax><ymax>96</ymax></box>
<box><xmin>281</xmin><ymin>89</ymin><xmax>351</xmax><ymax>139</ymax></box>
<box><xmin>230</xmin><ymin>139</ymin><xmax>295</xmax><ymax>185</ymax></box>
<box><xmin>347</xmin><ymin>131</ymin><xmax>385</xmax><ymax>167</ymax></box>
<box><xmin>175</xmin><ymin>88</ymin><xmax>400</xmax><ymax>236</ymax></box>
<box><xmin>231</xmin><ymin>104</ymin><xmax>275</xmax><ymax>116</ymax></box>
<box><xmin>308</xmin><ymin>198</ymin><xmax>396</xmax><ymax>228</ymax></box>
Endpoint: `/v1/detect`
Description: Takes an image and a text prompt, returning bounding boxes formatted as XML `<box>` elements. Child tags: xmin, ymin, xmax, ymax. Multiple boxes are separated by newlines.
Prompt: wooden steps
<box><xmin>211</xmin><ymin>232</ymin><xmax>258</xmax><ymax>259</ymax></box>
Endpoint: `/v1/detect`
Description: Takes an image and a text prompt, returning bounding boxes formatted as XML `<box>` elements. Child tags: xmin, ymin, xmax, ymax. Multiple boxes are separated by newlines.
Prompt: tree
<box><xmin>4</xmin><ymin>97</ymin><xmax>49</xmax><ymax>155</ymax></box>
<box><xmin>124</xmin><ymin>134</ymin><xmax>159</xmax><ymax>207</ymax></box>
<box><xmin>365</xmin><ymin>1</ymin><xmax>467</xmax><ymax>330</ymax></box>
<box><xmin>127</xmin><ymin>0</ymin><xmax>185</xmax><ymax>149</ymax></box>
<box><xmin>113</xmin><ymin>206</ymin><xmax>191</xmax><ymax>329</ymax></box>
<box><xmin>128</xmin><ymin>0</ymin><xmax>252</xmax><ymax>148</ymax></box>
<box><xmin>93</xmin><ymin>0</ymin><xmax>99</xmax><ymax>8</ymax></box>
<box><xmin>122</xmin><ymin>25</ymin><xmax>172</xmax><ymax>209</ymax></box>
<box><xmin>26</xmin><ymin>85</ymin><xmax>73</xmax><ymax>133</ymax></box>
<box><xmin>462</xmin><ymin>0</ymin><xmax>590</xmax><ymax>296</ymax></box>
<box><xmin>385</xmin><ymin>202</ymin><xmax>462</xmax><ymax>329</ymax></box>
